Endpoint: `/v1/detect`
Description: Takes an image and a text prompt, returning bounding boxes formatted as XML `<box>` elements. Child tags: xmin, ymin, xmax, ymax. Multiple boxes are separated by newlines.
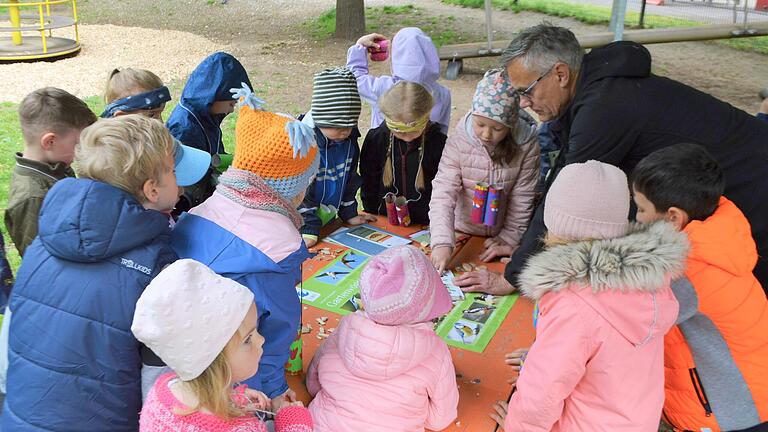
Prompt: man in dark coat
<box><xmin>455</xmin><ymin>23</ymin><xmax>768</xmax><ymax>295</ymax></box>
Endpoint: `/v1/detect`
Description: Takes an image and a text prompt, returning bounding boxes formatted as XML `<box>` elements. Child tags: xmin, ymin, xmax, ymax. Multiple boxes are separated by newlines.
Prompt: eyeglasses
<box><xmin>513</xmin><ymin>64</ymin><xmax>555</xmax><ymax>100</ymax></box>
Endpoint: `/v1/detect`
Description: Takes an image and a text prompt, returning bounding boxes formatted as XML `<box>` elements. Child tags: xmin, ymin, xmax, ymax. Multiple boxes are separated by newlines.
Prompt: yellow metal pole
<box><xmin>9</xmin><ymin>0</ymin><xmax>23</xmax><ymax>46</ymax></box>
<box><xmin>72</xmin><ymin>0</ymin><xmax>79</xmax><ymax>43</ymax></box>
<box><xmin>38</xmin><ymin>4</ymin><xmax>48</xmax><ymax>53</ymax></box>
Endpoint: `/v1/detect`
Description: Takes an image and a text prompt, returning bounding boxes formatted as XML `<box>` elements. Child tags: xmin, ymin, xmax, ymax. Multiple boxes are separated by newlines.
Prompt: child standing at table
<box><xmin>429</xmin><ymin>69</ymin><xmax>540</xmax><ymax>273</ymax></box>
<box><xmin>171</xmin><ymin>86</ymin><xmax>318</xmax><ymax>411</ymax></box>
<box><xmin>360</xmin><ymin>81</ymin><xmax>446</xmax><ymax>225</ymax></box>
<box><xmin>491</xmin><ymin>161</ymin><xmax>685</xmax><ymax>432</ymax></box>
<box><xmin>307</xmin><ymin>245</ymin><xmax>458</xmax><ymax>432</ymax></box>
<box><xmin>298</xmin><ymin>67</ymin><xmax>376</xmax><ymax>248</ymax></box>
<box><xmin>133</xmin><ymin>259</ymin><xmax>313</xmax><ymax>432</ymax></box>
<box><xmin>347</xmin><ymin>28</ymin><xmax>451</xmax><ymax>133</ymax></box>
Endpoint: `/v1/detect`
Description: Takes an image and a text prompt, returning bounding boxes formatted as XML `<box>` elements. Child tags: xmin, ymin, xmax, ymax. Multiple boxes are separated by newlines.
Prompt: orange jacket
<box><xmin>663</xmin><ymin>197</ymin><xmax>768</xmax><ymax>431</ymax></box>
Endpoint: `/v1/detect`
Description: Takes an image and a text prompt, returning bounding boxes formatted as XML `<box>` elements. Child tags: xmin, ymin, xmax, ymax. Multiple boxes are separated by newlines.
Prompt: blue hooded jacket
<box><xmin>166</xmin><ymin>52</ymin><xmax>252</xmax><ymax>156</ymax></box>
<box><xmin>171</xmin><ymin>212</ymin><xmax>309</xmax><ymax>398</ymax></box>
<box><xmin>2</xmin><ymin>178</ymin><xmax>176</xmax><ymax>432</ymax></box>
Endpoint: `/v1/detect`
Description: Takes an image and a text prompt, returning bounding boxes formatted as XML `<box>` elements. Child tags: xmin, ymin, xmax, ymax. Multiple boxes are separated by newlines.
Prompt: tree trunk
<box><xmin>335</xmin><ymin>0</ymin><xmax>365</xmax><ymax>40</ymax></box>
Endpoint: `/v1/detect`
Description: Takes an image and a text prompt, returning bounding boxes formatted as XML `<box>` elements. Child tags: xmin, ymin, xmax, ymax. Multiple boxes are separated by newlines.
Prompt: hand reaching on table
<box><xmin>479</xmin><ymin>237</ymin><xmax>514</xmax><ymax>263</ymax></box>
<box><xmin>454</xmin><ymin>269</ymin><xmax>516</xmax><ymax>295</ymax></box>
<box><xmin>430</xmin><ymin>245</ymin><xmax>452</xmax><ymax>274</ymax></box>
<box><xmin>346</xmin><ymin>214</ymin><xmax>377</xmax><ymax>226</ymax></box>
<box><xmin>490</xmin><ymin>400</ymin><xmax>509</xmax><ymax>430</ymax></box>
<box><xmin>504</xmin><ymin>348</ymin><xmax>529</xmax><ymax>373</ymax></box>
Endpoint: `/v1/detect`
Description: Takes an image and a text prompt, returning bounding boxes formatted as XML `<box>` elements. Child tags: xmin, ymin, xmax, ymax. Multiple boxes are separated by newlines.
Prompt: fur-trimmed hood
<box><xmin>520</xmin><ymin>221</ymin><xmax>687</xmax><ymax>346</ymax></box>
<box><xmin>520</xmin><ymin>222</ymin><xmax>689</xmax><ymax>300</ymax></box>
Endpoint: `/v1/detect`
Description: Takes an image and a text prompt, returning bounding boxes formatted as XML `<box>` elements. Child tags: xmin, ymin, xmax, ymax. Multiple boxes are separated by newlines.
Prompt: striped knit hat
<box><xmin>233</xmin><ymin>103</ymin><xmax>319</xmax><ymax>201</ymax></box>
<box><xmin>310</xmin><ymin>67</ymin><xmax>361</xmax><ymax>128</ymax></box>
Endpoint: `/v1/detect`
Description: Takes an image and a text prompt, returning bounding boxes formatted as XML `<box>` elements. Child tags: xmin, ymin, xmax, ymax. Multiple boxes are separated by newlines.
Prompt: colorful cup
<box><xmin>284</xmin><ymin>328</ymin><xmax>303</xmax><ymax>375</ymax></box>
<box><xmin>369</xmin><ymin>39</ymin><xmax>389</xmax><ymax>61</ymax></box>
<box><xmin>484</xmin><ymin>186</ymin><xmax>501</xmax><ymax>227</ymax></box>
<box><xmin>384</xmin><ymin>192</ymin><xmax>399</xmax><ymax>226</ymax></box>
<box><xmin>471</xmin><ymin>182</ymin><xmax>489</xmax><ymax>224</ymax></box>
<box><xmin>395</xmin><ymin>195</ymin><xmax>411</xmax><ymax>227</ymax></box>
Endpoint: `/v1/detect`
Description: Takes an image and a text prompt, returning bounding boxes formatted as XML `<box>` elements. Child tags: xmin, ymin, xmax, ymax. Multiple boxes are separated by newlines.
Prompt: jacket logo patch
<box><xmin>120</xmin><ymin>258</ymin><xmax>152</xmax><ymax>275</ymax></box>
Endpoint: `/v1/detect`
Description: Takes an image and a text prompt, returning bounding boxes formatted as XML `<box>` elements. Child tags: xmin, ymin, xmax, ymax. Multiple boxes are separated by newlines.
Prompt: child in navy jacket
<box><xmin>298</xmin><ymin>68</ymin><xmax>375</xmax><ymax>247</ymax></box>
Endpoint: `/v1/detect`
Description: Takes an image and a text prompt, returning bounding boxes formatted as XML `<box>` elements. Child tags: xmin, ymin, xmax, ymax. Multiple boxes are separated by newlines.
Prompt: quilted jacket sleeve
<box><xmin>425</xmin><ymin>342</ymin><xmax>459</xmax><ymax>431</ymax></box>
<box><xmin>497</xmin><ymin>134</ymin><xmax>540</xmax><ymax>249</ymax></box>
<box><xmin>306</xmin><ymin>329</ymin><xmax>340</xmax><ymax>397</ymax></box>
<box><xmin>428</xmin><ymin>135</ymin><xmax>463</xmax><ymax>250</ymax></box>
<box><xmin>504</xmin><ymin>292</ymin><xmax>597</xmax><ymax>432</ymax></box>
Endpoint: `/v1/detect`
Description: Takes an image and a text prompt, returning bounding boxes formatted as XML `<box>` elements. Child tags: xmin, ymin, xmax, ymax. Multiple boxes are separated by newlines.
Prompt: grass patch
<box><xmin>442</xmin><ymin>0</ymin><xmax>768</xmax><ymax>54</ymax></box>
<box><xmin>304</xmin><ymin>4</ymin><xmax>472</xmax><ymax>48</ymax></box>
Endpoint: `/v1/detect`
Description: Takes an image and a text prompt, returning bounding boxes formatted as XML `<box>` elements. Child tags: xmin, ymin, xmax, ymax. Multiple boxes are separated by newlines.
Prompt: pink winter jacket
<box><xmin>506</xmin><ymin>223</ymin><xmax>688</xmax><ymax>432</ymax></box>
<box><xmin>429</xmin><ymin>111</ymin><xmax>540</xmax><ymax>250</ymax></box>
<box><xmin>306</xmin><ymin>312</ymin><xmax>459</xmax><ymax>432</ymax></box>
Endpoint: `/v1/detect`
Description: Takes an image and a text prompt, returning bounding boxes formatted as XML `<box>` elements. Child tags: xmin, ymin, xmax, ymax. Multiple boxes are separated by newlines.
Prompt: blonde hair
<box><xmin>104</xmin><ymin>68</ymin><xmax>164</xmax><ymax>103</ymax></box>
<box><xmin>178</xmin><ymin>324</ymin><xmax>250</xmax><ymax>419</ymax></box>
<box><xmin>378</xmin><ymin>82</ymin><xmax>434</xmax><ymax>190</ymax></box>
<box><xmin>75</xmin><ymin>115</ymin><xmax>174</xmax><ymax>202</ymax></box>
<box><xmin>19</xmin><ymin>87</ymin><xmax>97</xmax><ymax>147</ymax></box>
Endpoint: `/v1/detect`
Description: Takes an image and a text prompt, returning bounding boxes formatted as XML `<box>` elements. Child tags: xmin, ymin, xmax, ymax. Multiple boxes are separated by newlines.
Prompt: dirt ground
<box><xmin>5</xmin><ymin>0</ymin><xmax>767</xmax><ymax>130</ymax></box>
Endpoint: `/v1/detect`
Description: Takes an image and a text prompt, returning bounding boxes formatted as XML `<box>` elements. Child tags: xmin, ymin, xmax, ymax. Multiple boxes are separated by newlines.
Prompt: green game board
<box><xmin>297</xmin><ymin>251</ymin><xmax>518</xmax><ymax>352</ymax></box>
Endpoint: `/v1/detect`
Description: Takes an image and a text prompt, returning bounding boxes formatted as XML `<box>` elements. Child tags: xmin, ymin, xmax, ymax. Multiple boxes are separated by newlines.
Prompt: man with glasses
<box><xmin>453</xmin><ymin>23</ymin><xmax>768</xmax><ymax>297</ymax></box>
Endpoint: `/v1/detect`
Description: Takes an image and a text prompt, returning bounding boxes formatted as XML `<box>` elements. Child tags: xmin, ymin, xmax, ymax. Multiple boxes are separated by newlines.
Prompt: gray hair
<box><xmin>501</xmin><ymin>23</ymin><xmax>584</xmax><ymax>74</ymax></box>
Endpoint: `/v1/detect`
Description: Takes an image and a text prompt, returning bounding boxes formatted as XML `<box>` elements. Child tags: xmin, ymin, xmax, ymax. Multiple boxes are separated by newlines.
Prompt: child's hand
<box><xmin>479</xmin><ymin>237</ymin><xmax>514</xmax><ymax>263</ymax></box>
<box><xmin>243</xmin><ymin>389</ymin><xmax>271</xmax><ymax>412</ymax></box>
<box><xmin>356</xmin><ymin>33</ymin><xmax>387</xmax><ymax>48</ymax></box>
<box><xmin>504</xmin><ymin>348</ymin><xmax>529</xmax><ymax>372</ymax></box>
<box><xmin>430</xmin><ymin>245</ymin><xmax>452</xmax><ymax>274</ymax></box>
<box><xmin>303</xmin><ymin>236</ymin><xmax>318</xmax><ymax>248</ymax></box>
<box><xmin>490</xmin><ymin>400</ymin><xmax>509</xmax><ymax>428</ymax></box>
<box><xmin>271</xmin><ymin>389</ymin><xmax>298</xmax><ymax>412</ymax></box>
<box><xmin>346</xmin><ymin>214</ymin><xmax>377</xmax><ymax>226</ymax></box>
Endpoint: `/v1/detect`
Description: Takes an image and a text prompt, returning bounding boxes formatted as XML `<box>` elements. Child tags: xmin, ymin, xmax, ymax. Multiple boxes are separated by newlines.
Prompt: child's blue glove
<box><xmin>230</xmin><ymin>82</ymin><xmax>265</xmax><ymax>110</ymax></box>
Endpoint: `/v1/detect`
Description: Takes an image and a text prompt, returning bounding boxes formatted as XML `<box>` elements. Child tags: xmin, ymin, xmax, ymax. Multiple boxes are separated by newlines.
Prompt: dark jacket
<box><xmin>299</xmin><ymin>126</ymin><xmax>363</xmax><ymax>237</ymax></box>
<box><xmin>2</xmin><ymin>178</ymin><xmax>177</xmax><ymax>431</ymax></box>
<box><xmin>4</xmin><ymin>153</ymin><xmax>75</xmax><ymax>256</ymax></box>
<box><xmin>166</xmin><ymin>52</ymin><xmax>251</xmax><ymax>156</ymax></box>
<box><xmin>505</xmin><ymin>41</ymin><xmax>768</xmax><ymax>290</ymax></box>
<box><xmin>360</xmin><ymin>122</ymin><xmax>446</xmax><ymax>225</ymax></box>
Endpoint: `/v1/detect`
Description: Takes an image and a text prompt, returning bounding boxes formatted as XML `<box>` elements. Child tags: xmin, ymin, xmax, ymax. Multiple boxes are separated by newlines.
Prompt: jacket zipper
<box><xmin>689</xmin><ymin>368</ymin><xmax>713</xmax><ymax>417</ymax></box>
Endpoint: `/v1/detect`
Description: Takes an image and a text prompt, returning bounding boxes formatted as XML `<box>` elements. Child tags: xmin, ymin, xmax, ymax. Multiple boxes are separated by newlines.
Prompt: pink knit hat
<box><xmin>359</xmin><ymin>245</ymin><xmax>452</xmax><ymax>325</ymax></box>
<box><xmin>544</xmin><ymin>160</ymin><xmax>630</xmax><ymax>240</ymax></box>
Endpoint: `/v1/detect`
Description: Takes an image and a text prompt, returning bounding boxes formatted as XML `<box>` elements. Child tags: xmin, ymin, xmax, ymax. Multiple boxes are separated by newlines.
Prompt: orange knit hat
<box><xmin>231</xmin><ymin>84</ymin><xmax>319</xmax><ymax>200</ymax></box>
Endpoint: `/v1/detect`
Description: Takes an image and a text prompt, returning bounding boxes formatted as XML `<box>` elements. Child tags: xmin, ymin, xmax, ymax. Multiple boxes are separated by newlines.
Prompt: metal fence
<box><xmin>621</xmin><ymin>0</ymin><xmax>768</xmax><ymax>28</ymax></box>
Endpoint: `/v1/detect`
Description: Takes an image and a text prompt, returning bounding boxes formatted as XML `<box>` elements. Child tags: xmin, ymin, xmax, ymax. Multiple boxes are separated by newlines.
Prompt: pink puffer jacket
<box><xmin>429</xmin><ymin>111</ymin><xmax>539</xmax><ymax>250</ymax></box>
<box><xmin>306</xmin><ymin>312</ymin><xmax>459</xmax><ymax>432</ymax></box>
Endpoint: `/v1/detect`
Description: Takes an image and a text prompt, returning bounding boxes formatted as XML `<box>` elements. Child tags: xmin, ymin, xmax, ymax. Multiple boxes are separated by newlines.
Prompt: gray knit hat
<box><xmin>310</xmin><ymin>67</ymin><xmax>361</xmax><ymax>128</ymax></box>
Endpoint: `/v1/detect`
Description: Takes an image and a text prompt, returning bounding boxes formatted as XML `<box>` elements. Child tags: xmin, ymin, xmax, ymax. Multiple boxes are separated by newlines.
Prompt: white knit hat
<box><xmin>544</xmin><ymin>160</ymin><xmax>630</xmax><ymax>240</ymax></box>
<box><xmin>131</xmin><ymin>259</ymin><xmax>255</xmax><ymax>381</ymax></box>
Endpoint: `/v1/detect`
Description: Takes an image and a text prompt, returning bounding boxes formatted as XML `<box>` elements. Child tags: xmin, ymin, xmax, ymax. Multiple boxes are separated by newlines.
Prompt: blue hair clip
<box><xmin>285</xmin><ymin>120</ymin><xmax>316</xmax><ymax>159</ymax></box>
<box><xmin>230</xmin><ymin>82</ymin><xmax>265</xmax><ymax>110</ymax></box>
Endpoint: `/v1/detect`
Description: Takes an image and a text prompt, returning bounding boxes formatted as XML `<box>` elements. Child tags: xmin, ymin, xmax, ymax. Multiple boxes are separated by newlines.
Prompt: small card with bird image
<box><xmin>434</xmin><ymin>292</ymin><xmax>518</xmax><ymax>353</ymax></box>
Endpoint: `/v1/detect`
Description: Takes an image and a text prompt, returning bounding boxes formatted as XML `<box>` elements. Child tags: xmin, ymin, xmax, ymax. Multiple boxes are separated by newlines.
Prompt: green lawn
<box><xmin>305</xmin><ymin>4</ymin><xmax>472</xmax><ymax>48</ymax></box>
<box><xmin>442</xmin><ymin>0</ymin><xmax>768</xmax><ymax>55</ymax></box>
<box><xmin>0</xmin><ymin>93</ymin><xmax>240</xmax><ymax>273</ymax></box>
